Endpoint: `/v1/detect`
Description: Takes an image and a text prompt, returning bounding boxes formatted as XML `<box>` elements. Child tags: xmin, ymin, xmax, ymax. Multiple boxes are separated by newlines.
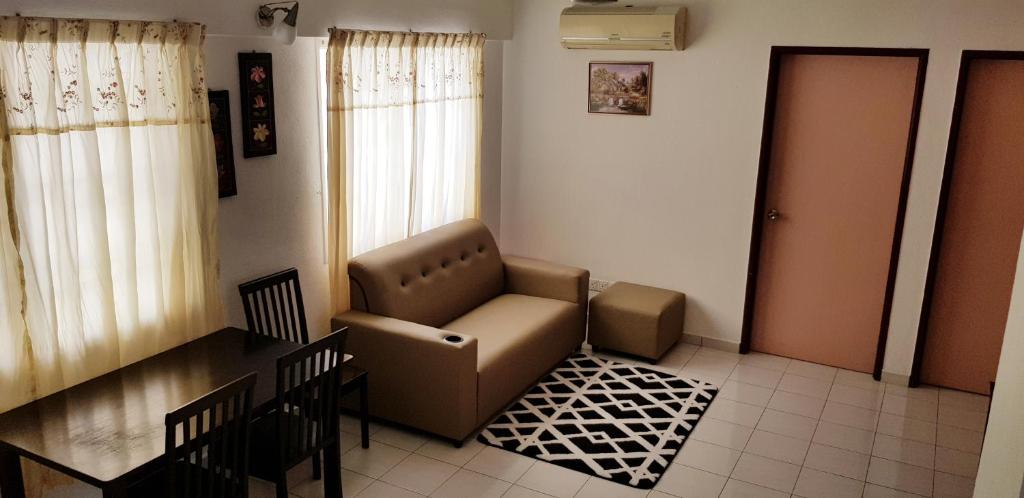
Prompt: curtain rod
<box><xmin>0</xmin><ymin>14</ymin><xmax>203</xmax><ymax>27</ymax></box>
<box><xmin>328</xmin><ymin>27</ymin><xmax>486</xmax><ymax>38</ymax></box>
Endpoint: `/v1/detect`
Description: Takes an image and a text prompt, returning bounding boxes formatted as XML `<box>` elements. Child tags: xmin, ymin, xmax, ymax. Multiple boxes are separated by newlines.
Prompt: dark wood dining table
<box><xmin>0</xmin><ymin>327</ymin><xmax>343</xmax><ymax>498</ymax></box>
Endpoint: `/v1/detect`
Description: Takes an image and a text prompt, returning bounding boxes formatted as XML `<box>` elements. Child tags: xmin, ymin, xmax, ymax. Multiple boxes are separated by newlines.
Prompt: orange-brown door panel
<box><xmin>750</xmin><ymin>52</ymin><xmax>923</xmax><ymax>373</ymax></box>
<box><xmin>921</xmin><ymin>58</ymin><xmax>1024</xmax><ymax>394</ymax></box>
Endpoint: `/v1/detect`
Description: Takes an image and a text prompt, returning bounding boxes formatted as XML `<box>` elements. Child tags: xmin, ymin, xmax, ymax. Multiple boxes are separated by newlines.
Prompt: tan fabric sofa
<box><xmin>332</xmin><ymin>219</ymin><xmax>589</xmax><ymax>442</ymax></box>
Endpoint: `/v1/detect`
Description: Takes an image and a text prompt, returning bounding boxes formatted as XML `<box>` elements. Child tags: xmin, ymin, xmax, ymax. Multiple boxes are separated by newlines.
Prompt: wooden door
<box><xmin>748</xmin><ymin>51</ymin><xmax>924</xmax><ymax>373</ymax></box>
<box><xmin>920</xmin><ymin>57</ymin><xmax>1024</xmax><ymax>394</ymax></box>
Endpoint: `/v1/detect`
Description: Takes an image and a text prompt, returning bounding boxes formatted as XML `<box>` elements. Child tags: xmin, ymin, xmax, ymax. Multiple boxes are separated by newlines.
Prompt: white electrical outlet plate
<box><xmin>589</xmin><ymin>278</ymin><xmax>613</xmax><ymax>293</ymax></box>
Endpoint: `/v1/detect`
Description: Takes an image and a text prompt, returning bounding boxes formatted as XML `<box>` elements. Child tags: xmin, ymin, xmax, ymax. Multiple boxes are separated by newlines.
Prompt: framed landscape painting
<box><xmin>238</xmin><ymin>52</ymin><xmax>277</xmax><ymax>157</ymax></box>
<box><xmin>208</xmin><ymin>90</ymin><xmax>237</xmax><ymax>198</ymax></box>
<box><xmin>588</xmin><ymin>62</ymin><xmax>653</xmax><ymax>116</ymax></box>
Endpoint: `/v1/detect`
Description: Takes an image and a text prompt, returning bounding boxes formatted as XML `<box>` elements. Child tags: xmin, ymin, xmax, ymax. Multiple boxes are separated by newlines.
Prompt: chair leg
<box><xmin>313</xmin><ymin>451</ymin><xmax>322</xmax><ymax>480</ymax></box>
<box><xmin>276</xmin><ymin>467</ymin><xmax>289</xmax><ymax>498</ymax></box>
<box><xmin>360</xmin><ymin>375</ymin><xmax>370</xmax><ymax>449</ymax></box>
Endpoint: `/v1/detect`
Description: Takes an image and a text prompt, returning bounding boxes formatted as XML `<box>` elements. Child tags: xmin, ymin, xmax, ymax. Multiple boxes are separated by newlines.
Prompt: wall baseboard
<box><xmin>682</xmin><ymin>333</ymin><xmax>741</xmax><ymax>353</ymax></box>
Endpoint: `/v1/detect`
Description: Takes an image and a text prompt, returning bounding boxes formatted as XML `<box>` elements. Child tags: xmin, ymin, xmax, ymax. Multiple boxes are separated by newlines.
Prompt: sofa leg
<box><xmin>452</xmin><ymin>438</ymin><xmax>463</xmax><ymax>448</ymax></box>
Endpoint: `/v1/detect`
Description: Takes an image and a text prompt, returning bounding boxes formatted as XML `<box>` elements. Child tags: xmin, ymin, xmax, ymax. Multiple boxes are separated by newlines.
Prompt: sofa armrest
<box><xmin>503</xmin><ymin>255</ymin><xmax>590</xmax><ymax>305</ymax></box>
<box><xmin>332</xmin><ymin>310</ymin><xmax>478</xmax><ymax>441</ymax></box>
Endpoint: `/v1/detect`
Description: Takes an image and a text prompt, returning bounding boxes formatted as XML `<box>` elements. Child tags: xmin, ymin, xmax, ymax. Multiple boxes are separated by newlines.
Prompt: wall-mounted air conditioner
<box><xmin>560</xmin><ymin>5</ymin><xmax>686</xmax><ymax>51</ymax></box>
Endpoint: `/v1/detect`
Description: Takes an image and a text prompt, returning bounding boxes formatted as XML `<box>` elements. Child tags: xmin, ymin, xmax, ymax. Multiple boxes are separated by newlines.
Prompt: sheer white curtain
<box><xmin>0</xmin><ymin>17</ymin><xmax>223</xmax><ymax>412</ymax></box>
<box><xmin>326</xmin><ymin>30</ymin><xmax>484</xmax><ymax>261</ymax></box>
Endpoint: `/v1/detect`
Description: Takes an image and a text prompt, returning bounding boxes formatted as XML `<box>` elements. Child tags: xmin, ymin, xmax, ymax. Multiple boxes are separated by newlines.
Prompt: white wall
<box><xmin>500</xmin><ymin>0</ymin><xmax>1024</xmax><ymax>376</ymax></box>
<box><xmin>975</xmin><ymin>233</ymin><xmax>1024</xmax><ymax>497</ymax></box>
<box><xmin>206</xmin><ymin>35</ymin><xmax>505</xmax><ymax>334</ymax></box>
<box><xmin>3</xmin><ymin>0</ymin><xmax>513</xmax><ymax>39</ymax></box>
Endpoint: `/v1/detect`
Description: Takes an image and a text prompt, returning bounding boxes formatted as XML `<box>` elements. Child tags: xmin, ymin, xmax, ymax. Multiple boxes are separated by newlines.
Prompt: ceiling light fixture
<box><xmin>257</xmin><ymin>1</ymin><xmax>300</xmax><ymax>45</ymax></box>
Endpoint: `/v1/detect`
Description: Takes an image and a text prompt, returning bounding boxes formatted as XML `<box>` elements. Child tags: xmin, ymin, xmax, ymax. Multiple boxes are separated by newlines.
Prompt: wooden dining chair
<box><xmin>130</xmin><ymin>373</ymin><xmax>257</xmax><ymax>498</ymax></box>
<box><xmin>249</xmin><ymin>330</ymin><xmax>346</xmax><ymax>498</ymax></box>
<box><xmin>239</xmin><ymin>268</ymin><xmax>309</xmax><ymax>344</ymax></box>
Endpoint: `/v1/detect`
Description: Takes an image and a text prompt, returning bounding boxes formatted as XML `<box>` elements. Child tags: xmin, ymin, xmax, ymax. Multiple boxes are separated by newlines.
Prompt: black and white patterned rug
<box><xmin>477</xmin><ymin>353</ymin><xmax>718</xmax><ymax>489</ymax></box>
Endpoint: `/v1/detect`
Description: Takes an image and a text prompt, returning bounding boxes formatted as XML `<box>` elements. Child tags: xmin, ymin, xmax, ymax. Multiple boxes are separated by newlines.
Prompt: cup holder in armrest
<box><xmin>443</xmin><ymin>335</ymin><xmax>464</xmax><ymax>344</ymax></box>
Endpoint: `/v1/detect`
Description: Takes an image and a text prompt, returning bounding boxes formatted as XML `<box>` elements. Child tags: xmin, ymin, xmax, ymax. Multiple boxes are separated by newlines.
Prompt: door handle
<box><xmin>767</xmin><ymin>209</ymin><xmax>781</xmax><ymax>222</ymax></box>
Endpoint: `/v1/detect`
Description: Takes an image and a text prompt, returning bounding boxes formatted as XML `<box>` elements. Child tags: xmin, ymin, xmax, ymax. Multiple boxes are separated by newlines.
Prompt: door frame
<box><xmin>908</xmin><ymin>50</ymin><xmax>1024</xmax><ymax>388</ymax></box>
<box><xmin>739</xmin><ymin>46</ymin><xmax>930</xmax><ymax>380</ymax></box>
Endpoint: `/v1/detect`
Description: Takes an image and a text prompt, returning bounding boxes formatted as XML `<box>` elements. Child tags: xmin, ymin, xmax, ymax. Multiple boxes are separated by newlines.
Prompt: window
<box><xmin>320</xmin><ymin>30</ymin><xmax>485</xmax><ymax>256</ymax></box>
<box><xmin>0</xmin><ymin>17</ymin><xmax>222</xmax><ymax>411</ymax></box>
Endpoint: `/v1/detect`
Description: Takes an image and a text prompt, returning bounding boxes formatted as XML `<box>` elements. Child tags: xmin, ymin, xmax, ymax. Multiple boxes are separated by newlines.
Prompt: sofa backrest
<box><xmin>348</xmin><ymin>219</ymin><xmax>504</xmax><ymax>327</ymax></box>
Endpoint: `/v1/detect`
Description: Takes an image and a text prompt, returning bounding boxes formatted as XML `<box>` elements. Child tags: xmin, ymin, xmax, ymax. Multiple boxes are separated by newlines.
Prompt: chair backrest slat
<box><xmin>238</xmin><ymin>268</ymin><xmax>309</xmax><ymax>344</ymax></box>
<box><xmin>165</xmin><ymin>373</ymin><xmax>257</xmax><ymax>498</ymax></box>
<box><xmin>275</xmin><ymin>329</ymin><xmax>346</xmax><ymax>469</ymax></box>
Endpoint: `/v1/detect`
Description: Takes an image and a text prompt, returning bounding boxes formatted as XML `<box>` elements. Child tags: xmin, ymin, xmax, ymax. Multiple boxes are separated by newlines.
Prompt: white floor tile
<box><xmin>828</xmin><ymin>383</ymin><xmax>884</xmax><ymax>410</ymax></box>
<box><xmin>685</xmin><ymin>353</ymin><xmax>739</xmax><ymax>376</ymax></box>
<box><xmin>792</xmin><ymin>467</ymin><xmax>864</xmax><ymax>498</ymax></box>
<box><xmin>938</xmin><ymin>389</ymin><xmax>990</xmax><ymax>414</ymax></box>
<box><xmin>729</xmin><ymin>364</ymin><xmax>783</xmax><ymax>389</ymax></box>
<box><xmin>718</xmin><ymin>380</ymin><xmax>774</xmax><ymax>407</ymax></box>
<box><xmin>866</xmin><ymin>456</ymin><xmax>933</xmax><ymax>496</ymax></box>
<box><xmin>706</xmin><ymin>398</ymin><xmax>765</xmax><ymax>427</ymax></box>
<box><xmin>657</xmin><ymin>343</ymin><xmax>700</xmax><ymax>370</ymax></box>
<box><xmin>936</xmin><ymin>425</ymin><xmax>984</xmax><ymax>454</ymax></box>
<box><xmin>341</xmin><ymin>415</ymin><xmax>382</xmax><ymax>435</ymax></box>
<box><xmin>871</xmin><ymin>433</ymin><xmax>935</xmax><ymax>469</ymax></box>
<box><xmin>834</xmin><ymin>369</ymin><xmax>884</xmax><ymax>392</ymax></box>
<box><xmin>573</xmin><ymin>477</ymin><xmax>649</xmax><ymax>498</ymax></box>
<box><xmin>876</xmin><ymin>412</ymin><xmax>937</xmax><ymax>445</ymax></box>
<box><xmin>803</xmin><ymin>443</ymin><xmax>870</xmax><ymax>480</ymax></box>
<box><xmin>343</xmin><ymin>442</ymin><xmax>412</xmax><ymax>478</ymax></box>
<box><xmin>820</xmin><ymin>401</ymin><xmax>880</xmax><ymax>431</ymax></box>
<box><xmin>756</xmin><ymin>409</ymin><xmax>818</xmax><ymax>440</ymax></box>
<box><xmin>738</xmin><ymin>352</ymin><xmax>791</xmax><ymax>372</ymax></box>
<box><xmin>886</xmin><ymin>384</ymin><xmax>939</xmax><ymax>402</ymax></box>
<box><xmin>675</xmin><ymin>439</ymin><xmax>741</xmax><ymax>477</ymax></box>
<box><xmin>501</xmin><ymin>485</ymin><xmax>552</xmax><ymax>498</ymax></box>
<box><xmin>767</xmin><ymin>390</ymin><xmax>825</xmax><ymax>419</ymax></box>
<box><xmin>862</xmin><ymin>483</ymin><xmax>928</xmax><ymax>498</ymax></box>
<box><xmin>290</xmin><ymin>468</ymin><xmax>375</xmax><ymax>498</ymax></box>
<box><xmin>812</xmin><ymin>420</ymin><xmax>875</xmax><ymax>454</ymax></box>
<box><xmin>743</xmin><ymin>429</ymin><xmax>809</xmax><ymax>465</ymax></box>
<box><xmin>465</xmin><ymin>447</ymin><xmax>536</xmax><ymax>482</ymax></box>
<box><xmin>514</xmin><ymin>461</ymin><xmax>587</xmax><ymax>498</ymax></box>
<box><xmin>380</xmin><ymin>454</ymin><xmax>459</xmax><ymax>495</ymax></box>
<box><xmin>356</xmin><ymin>480</ymin><xmax>425</xmax><ymax>498</ymax></box>
<box><xmin>882</xmin><ymin>394</ymin><xmax>938</xmax><ymax>423</ymax></box>
<box><xmin>719</xmin><ymin>478</ymin><xmax>790</xmax><ymax>498</ymax></box>
<box><xmin>653</xmin><ymin>464</ymin><xmax>727</xmax><ymax>498</ymax></box>
<box><xmin>937</xmin><ymin>405</ymin><xmax>988</xmax><ymax>432</ymax></box>
<box><xmin>679</xmin><ymin>365</ymin><xmax>731</xmax><ymax>387</ymax></box>
<box><xmin>416</xmin><ymin>439</ymin><xmax>486</xmax><ymax>466</ymax></box>
<box><xmin>934</xmin><ymin>446</ymin><xmax>980</xmax><ymax>478</ymax></box>
<box><xmin>785</xmin><ymin>360</ymin><xmax>837</xmax><ymax>382</ymax></box>
<box><xmin>933</xmin><ymin>470</ymin><xmax>976</xmax><ymax>498</ymax></box>
<box><xmin>776</xmin><ymin>373</ymin><xmax>832</xmax><ymax>400</ymax></box>
<box><xmin>690</xmin><ymin>417</ymin><xmax>753</xmax><ymax>450</ymax></box>
<box><xmin>431</xmin><ymin>469</ymin><xmax>512</xmax><ymax>498</ymax></box>
<box><xmin>372</xmin><ymin>426</ymin><xmax>431</xmax><ymax>452</ymax></box>
<box><xmin>730</xmin><ymin>453</ymin><xmax>800</xmax><ymax>493</ymax></box>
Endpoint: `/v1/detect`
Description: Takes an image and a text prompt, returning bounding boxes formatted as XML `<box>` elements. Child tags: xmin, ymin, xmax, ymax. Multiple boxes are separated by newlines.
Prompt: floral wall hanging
<box><xmin>237</xmin><ymin>52</ymin><xmax>278</xmax><ymax>157</ymax></box>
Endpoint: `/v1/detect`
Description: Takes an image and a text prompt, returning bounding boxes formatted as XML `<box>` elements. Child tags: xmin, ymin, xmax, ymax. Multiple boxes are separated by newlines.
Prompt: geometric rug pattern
<box><xmin>477</xmin><ymin>353</ymin><xmax>718</xmax><ymax>489</ymax></box>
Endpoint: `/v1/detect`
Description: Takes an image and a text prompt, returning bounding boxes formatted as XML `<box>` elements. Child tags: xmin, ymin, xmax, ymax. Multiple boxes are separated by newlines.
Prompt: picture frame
<box><xmin>588</xmin><ymin>62</ymin><xmax>654</xmax><ymax>116</ymax></box>
<box><xmin>207</xmin><ymin>90</ymin><xmax>237</xmax><ymax>198</ymax></box>
<box><xmin>237</xmin><ymin>52</ymin><xmax>278</xmax><ymax>157</ymax></box>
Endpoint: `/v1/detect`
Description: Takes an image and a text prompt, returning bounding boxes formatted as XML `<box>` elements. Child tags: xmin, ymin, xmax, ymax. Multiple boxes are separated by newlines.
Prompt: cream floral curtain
<box><xmin>0</xmin><ymin>17</ymin><xmax>223</xmax><ymax>413</ymax></box>
<box><xmin>326</xmin><ymin>30</ymin><xmax>485</xmax><ymax>311</ymax></box>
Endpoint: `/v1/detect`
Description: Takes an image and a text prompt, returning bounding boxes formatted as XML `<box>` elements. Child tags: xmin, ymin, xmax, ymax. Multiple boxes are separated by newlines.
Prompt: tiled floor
<box><xmin>54</xmin><ymin>343</ymin><xmax>989</xmax><ymax>498</ymax></box>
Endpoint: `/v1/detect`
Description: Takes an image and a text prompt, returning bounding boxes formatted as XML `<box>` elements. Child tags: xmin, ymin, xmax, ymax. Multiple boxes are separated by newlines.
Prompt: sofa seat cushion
<box><xmin>443</xmin><ymin>293</ymin><xmax>581</xmax><ymax>422</ymax></box>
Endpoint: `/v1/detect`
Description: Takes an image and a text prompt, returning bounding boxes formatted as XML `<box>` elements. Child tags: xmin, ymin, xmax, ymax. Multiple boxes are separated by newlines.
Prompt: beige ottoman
<box><xmin>588</xmin><ymin>282</ymin><xmax>686</xmax><ymax>361</ymax></box>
